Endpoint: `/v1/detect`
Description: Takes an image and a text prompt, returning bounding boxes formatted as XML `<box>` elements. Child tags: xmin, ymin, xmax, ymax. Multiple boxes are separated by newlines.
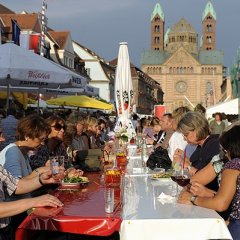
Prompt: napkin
<box><xmin>157</xmin><ymin>192</ymin><xmax>175</xmax><ymax>205</ymax></box>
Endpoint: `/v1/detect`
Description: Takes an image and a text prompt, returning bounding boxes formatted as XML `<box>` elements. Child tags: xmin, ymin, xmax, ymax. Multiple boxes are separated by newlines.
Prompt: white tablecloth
<box><xmin>120</xmin><ymin>173</ymin><xmax>232</xmax><ymax>240</ymax></box>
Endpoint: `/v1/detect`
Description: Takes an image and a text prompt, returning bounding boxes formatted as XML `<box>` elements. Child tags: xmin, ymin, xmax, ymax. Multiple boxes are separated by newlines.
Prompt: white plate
<box><xmin>150</xmin><ymin>177</ymin><xmax>171</xmax><ymax>182</ymax></box>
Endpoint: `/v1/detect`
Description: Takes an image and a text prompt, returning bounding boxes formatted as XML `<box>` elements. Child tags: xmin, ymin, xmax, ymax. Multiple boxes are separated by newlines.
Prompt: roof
<box><xmin>151</xmin><ymin>3</ymin><xmax>164</xmax><ymax>21</ymax></box>
<box><xmin>0</xmin><ymin>13</ymin><xmax>40</xmax><ymax>32</ymax></box>
<box><xmin>198</xmin><ymin>50</ymin><xmax>224</xmax><ymax>65</ymax></box>
<box><xmin>48</xmin><ymin>31</ymin><xmax>69</xmax><ymax>49</ymax></box>
<box><xmin>0</xmin><ymin>4</ymin><xmax>15</xmax><ymax>14</ymax></box>
<box><xmin>202</xmin><ymin>1</ymin><xmax>216</xmax><ymax>21</ymax></box>
<box><xmin>109</xmin><ymin>58</ymin><xmax>137</xmax><ymax>77</ymax></box>
<box><xmin>141</xmin><ymin>49</ymin><xmax>170</xmax><ymax>65</ymax></box>
<box><xmin>170</xmin><ymin>17</ymin><xmax>196</xmax><ymax>34</ymax></box>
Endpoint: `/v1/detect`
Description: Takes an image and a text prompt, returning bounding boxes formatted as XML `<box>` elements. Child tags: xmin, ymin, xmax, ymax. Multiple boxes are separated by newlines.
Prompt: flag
<box><xmin>11</xmin><ymin>19</ymin><xmax>21</xmax><ymax>45</ymax></box>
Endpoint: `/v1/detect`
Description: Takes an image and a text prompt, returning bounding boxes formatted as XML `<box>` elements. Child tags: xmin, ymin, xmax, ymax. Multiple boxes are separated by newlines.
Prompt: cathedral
<box><xmin>141</xmin><ymin>1</ymin><xmax>225</xmax><ymax>112</ymax></box>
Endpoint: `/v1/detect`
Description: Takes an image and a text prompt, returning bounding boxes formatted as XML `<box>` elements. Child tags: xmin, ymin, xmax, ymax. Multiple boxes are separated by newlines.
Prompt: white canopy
<box><xmin>206</xmin><ymin>98</ymin><xmax>239</xmax><ymax>118</ymax></box>
<box><xmin>0</xmin><ymin>43</ymin><xmax>87</xmax><ymax>88</ymax></box>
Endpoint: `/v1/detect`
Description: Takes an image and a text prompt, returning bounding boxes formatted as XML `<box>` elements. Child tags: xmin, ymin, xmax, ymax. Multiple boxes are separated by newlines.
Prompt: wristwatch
<box><xmin>191</xmin><ymin>195</ymin><xmax>197</xmax><ymax>205</ymax></box>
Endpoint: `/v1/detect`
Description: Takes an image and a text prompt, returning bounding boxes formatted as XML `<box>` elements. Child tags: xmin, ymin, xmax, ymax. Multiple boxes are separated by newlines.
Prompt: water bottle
<box><xmin>141</xmin><ymin>138</ymin><xmax>148</xmax><ymax>167</ymax></box>
<box><xmin>104</xmin><ymin>188</ymin><xmax>114</xmax><ymax>214</ymax></box>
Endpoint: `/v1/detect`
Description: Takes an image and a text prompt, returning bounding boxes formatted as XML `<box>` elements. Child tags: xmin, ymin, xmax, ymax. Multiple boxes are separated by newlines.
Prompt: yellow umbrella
<box><xmin>0</xmin><ymin>91</ymin><xmax>34</xmax><ymax>109</ymax></box>
<box><xmin>47</xmin><ymin>95</ymin><xmax>113</xmax><ymax>110</ymax></box>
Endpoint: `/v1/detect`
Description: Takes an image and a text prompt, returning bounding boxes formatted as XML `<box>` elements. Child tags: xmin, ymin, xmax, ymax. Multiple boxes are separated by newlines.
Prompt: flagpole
<box><xmin>40</xmin><ymin>0</ymin><xmax>47</xmax><ymax>56</ymax></box>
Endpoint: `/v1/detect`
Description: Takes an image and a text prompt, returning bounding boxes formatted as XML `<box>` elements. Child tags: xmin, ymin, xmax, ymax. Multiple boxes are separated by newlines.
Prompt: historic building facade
<box><xmin>141</xmin><ymin>1</ymin><xmax>225</xmax><ymax>112</ymax></box>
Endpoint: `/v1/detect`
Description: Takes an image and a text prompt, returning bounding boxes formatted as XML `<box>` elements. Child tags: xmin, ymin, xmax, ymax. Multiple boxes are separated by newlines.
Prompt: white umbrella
<box><xmin>114</xmin><ymin>42</ymin><xmax>135</xmax><ymax>137</ymax></box>
<box><xmin>0</xmin><ymin>43</ymin><xmax>88</xmax><ymax>109</ymax></box>
<box><xmin>0</xmin><ymin>43</ymin><xmax>87</xmax><ymax>88</ymax></box>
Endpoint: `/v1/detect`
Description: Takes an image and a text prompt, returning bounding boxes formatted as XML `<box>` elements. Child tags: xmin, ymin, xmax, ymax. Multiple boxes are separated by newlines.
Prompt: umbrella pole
<box><xmin>6</xmin><ymin>83</ymin><xmax>10</xmax><ymax>112</ymax></box>
<box><xmin>37</xmin><ymin>88</ymin><xmax>40</xmax><ymax>115</ymax></box>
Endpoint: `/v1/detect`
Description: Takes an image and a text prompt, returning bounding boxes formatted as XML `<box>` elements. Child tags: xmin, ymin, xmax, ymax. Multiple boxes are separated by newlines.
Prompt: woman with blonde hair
<box><xmin>168</xmin><ymin>106</ymin><xmax>189</xmax><ymax>162</ymax></box>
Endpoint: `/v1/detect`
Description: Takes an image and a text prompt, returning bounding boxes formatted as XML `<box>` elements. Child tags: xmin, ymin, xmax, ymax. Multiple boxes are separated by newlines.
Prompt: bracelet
<box><xmin>38</xmin><ymin>173</ymin><xmax>44</xmax><ymax>186</ymax></box>
<box><xmin>191</xmin><ymin>195</ymin><xmax>197</xmax><ymax>205</ymax></box>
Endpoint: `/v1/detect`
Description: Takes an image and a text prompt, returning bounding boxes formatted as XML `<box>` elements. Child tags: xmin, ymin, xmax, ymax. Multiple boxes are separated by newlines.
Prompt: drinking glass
<box><xmin>104</xmin><ymin>166</ymin><xmax>121</xmax><ymax>187</ymax></box>
<box><xmin>50</xmin><ymin>156</ymin><xmax>64</xmax><ymax>182</ymax></box>
<box><xmin>170</xmin><ymin>168</ymin><xmax>190</xmax><ymax>195</ymax></box>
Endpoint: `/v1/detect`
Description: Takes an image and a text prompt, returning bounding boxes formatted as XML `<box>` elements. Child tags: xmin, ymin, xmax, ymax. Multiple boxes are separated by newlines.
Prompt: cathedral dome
<box><xmin>170</xmin><ymin>18</ymin><xmax>196</xmax><ymax>34</ymax></box>
<box><xmin>165</xmin><ymin>18</ymin><xmax>198</xmax><ymax>54</ymax></box>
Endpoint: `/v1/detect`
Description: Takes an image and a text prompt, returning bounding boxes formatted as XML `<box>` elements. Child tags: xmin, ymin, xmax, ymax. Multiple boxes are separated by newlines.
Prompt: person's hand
<box><xmin>40</xmin><ymin>167</ymin><xmax>65</xmax><ymax>184</ymax></box>
<box><xmin>173</xmin><ymin>148</ymin><xmax>183</xmax><ymax>167</ymax></box>
<box><xmin>31</xmin><ymin>194</ymin><xmax>63</xmax><ymax>208</ymax></box>
<box><xmin>44</xmin><ymin>160</ymin><xmax>51</xmax><ymax>167</ymax></box>
<box><xmin>190</xmin><ymin>182</ymin><xmax>216</xmax><ymax>198</ymax></box>
<box><xmin>177</xmin><ymin>190</ymin><xmax>193</xmax><ymax>205</ymax></box>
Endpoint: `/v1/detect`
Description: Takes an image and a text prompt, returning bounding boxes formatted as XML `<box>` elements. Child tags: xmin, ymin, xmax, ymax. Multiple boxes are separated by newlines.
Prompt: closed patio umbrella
<box><xmin>114</xmin><ymin>42</ymin><xmax>135</xmax><ymax>137</ymax></box>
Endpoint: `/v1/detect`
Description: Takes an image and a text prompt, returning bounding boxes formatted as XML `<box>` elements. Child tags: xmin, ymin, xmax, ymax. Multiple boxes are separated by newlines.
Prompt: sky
<box><xmin>1</xmin><ymin>0</ymin><xmax>240</xmax><ymax>69</ymax></box>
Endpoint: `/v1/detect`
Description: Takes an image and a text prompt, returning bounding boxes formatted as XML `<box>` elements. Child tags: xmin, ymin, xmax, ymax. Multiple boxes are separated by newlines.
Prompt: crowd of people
<box><xmin>0</xmin><ymin>104</ymin><xmax>239</xmax><ymax>240</ymax></box>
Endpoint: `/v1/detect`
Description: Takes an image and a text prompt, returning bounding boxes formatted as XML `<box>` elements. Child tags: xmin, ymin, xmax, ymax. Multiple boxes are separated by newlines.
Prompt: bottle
<box><xmin>141</xmin><ymin>137</ymin><xmax>148</xmax><ymax>167</ymax></box>
<box><xmin>104</xmin><ymin>188</ymin><xmax>114</xmax><ymax>213</ymax></box>
<box><xmin>130</xmin><ymin>133</ymin><xmax>135</xmax><ymax>144</ymax></box>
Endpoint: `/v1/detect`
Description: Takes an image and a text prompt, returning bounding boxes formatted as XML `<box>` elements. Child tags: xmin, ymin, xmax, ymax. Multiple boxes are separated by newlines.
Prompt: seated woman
<box><xmin>66</xmin><ymin>112</ymin><xmax>89</xmax><ymax>152</ymax></box>
<box><xmin>176</xmin><ymin>111</ymin><xmax>220</xmax><ymax>191</ymax></box>
<box><xmin>0</xmin><ymin>114</ymin><xmax>52</xmax><ymax>234</ymax></box>
<box><xmin>148</xmin><ymin>117</ymin><xmax>164</xmax><ymax>145</ymax></box>
<box><xmin>85</xmin><ymin>116</ymin><xmax>101</xmax><ymax>149</ymax></box>
<box><xmin>29</xmin><ymin>115</ymin><xmax>68</xmax><ymax>170</ymax></box>
<box><xmin>178</xmin><ymin>125</ymin><xmax>240</xmax><ymax>240</ymax></box>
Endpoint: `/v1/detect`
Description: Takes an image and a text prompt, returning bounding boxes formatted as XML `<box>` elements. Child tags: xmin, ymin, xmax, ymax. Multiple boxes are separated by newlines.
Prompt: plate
<box><xmin>60</xmin><ymin>182</ymin><xmax>81</xmax><ymax>189</ymax></box>
<box><xmin>151</xmin><ymin>177</ymin><xmax>171</xmax><ymax>182</ymax></box>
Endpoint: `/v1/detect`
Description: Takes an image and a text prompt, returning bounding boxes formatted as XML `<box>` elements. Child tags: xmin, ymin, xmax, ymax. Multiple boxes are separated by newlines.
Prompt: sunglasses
<box><xmin>51</xmin><ymin>123</ymin><xmax>66</xmax><ymax>131</ymax></box>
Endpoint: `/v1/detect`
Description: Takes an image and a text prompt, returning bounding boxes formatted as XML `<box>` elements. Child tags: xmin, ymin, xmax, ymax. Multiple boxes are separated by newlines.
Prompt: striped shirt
<box><xmin>0</xmin><ymin>165</ymin><xmax>18</xmax><ymax>228</ymax></box>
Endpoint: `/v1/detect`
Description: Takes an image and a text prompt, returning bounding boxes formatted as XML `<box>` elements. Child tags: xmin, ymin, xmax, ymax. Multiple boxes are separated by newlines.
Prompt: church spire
<box><xmin>151</xmin><ymin>2</ymin><xmax>164</xmax><ymax>21</ymax></box>
<box><xmin>151</xmin><ymin>2</ymin><xmax>165</xmax><ymax>51</ymax></box>
<box><xmin>202</xmin><ymin>0</ymin><xmax>216</xmax><ymax>21</ymax></box>
<box><xmin>202</xmin><ymin>0</ymin><xmax>216</xmax><ymax>50</ymax></box>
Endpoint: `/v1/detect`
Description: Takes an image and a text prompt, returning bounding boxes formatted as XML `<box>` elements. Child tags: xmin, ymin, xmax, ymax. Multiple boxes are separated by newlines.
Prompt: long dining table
<box><xmin>16</xmin><ymin>151</ymin><xmax>233</xmax><ymax>240</ymax></box>
<box><xmin>15</xmin><ymin>171</ymin><xmax>122</xmax><ymax>240</ymax></box>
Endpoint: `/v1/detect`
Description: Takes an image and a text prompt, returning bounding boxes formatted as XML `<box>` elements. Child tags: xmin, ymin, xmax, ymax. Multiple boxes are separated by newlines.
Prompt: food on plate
<box><xmin>65</xmin><ymin>167</ymin><xmax>83</xmax><ymax>178</ymax></box>
<box><xmin>64</xmin><ymin>167</ymin><xmax>88</xmax><ymax>183</ymax></box>
<box><xmin>63</xmin><ymin>176</ymin><xmax>89</xmax><ymax>183</ymax></box>
<box><xmin>151</xmin><ymin>172</ymin><xmax>171</xmax><ymax>179</ymax></box>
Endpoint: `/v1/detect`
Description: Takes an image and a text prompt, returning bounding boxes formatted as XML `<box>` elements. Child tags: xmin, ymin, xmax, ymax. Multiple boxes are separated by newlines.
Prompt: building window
<box><xmin>64</xmin><ymin>56</ymin><xmax>68</xmax><ymax>66</ymax></box>
<box><xmin>86</xmin><ymin>68</ymin><xmax>91</xmax><ymax>77</ymax></box>
<box><xmin>69</xmin><ymin>59</ymin><xmax>73</xmax><ymax>68</ymax></box>
<box><xmin>155</xmin><ymin>25</ymin><xmax>160</xmax><ymax>32</ymax></box>
<box><xmin>155</xmin><ymin>37</ymin><xmax>160</xmax><ymax>44</ymax></box>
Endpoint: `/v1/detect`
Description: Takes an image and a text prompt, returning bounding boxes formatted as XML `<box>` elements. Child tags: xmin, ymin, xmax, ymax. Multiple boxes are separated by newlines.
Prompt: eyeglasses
<box><xmin>182</xmin><ymin>132</ymin><xmax>190</xmax><ymax>138</ymax></box>
<box><xmin>51</xmin><ymin>123</ymin><xmax>66</xmax><ymax>131</ymax></box>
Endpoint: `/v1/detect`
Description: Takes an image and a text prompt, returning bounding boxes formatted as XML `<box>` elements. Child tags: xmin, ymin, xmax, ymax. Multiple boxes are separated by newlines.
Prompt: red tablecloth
<box><xmin>15</xmin><ymin>172</ymin><xmax>122</xmax><ymax>240</ymax></box>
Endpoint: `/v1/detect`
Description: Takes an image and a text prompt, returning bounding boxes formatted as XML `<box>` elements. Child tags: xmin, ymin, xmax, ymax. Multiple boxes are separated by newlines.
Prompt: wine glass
<box><xmin>170</xmin><ymin>168</ymin><xmax>190</xmax><ymax>196</ymax></box>
<box><xmin>50</xmin><ymin>156</ymin><xmax>65</xmax><ymax>182</ymax></box>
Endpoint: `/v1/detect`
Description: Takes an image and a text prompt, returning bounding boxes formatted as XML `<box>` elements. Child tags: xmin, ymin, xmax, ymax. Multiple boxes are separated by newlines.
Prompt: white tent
<box><xmin>206</xmin><ymin>98</ymin><xmax>239</xmax><ymax>118</ymax></box>
<box><xmin>0</xmin><ymin>43</ymin><xmax>87</xmax><ymax>88</ymax></box>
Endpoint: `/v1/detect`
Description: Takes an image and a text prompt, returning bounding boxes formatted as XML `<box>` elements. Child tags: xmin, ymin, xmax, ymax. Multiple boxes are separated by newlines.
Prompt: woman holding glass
<box><xmin>178</xmin><ymin>125</ymin><xmax>240</xmax><ymax>240</ymax></box>
<box><xmin>29</xmin><ymin>115</ymin><xmax>68</xmax><ymax>170</ymax></box>
<box><xmin>0</xmin><ymin>114</ymin><xmax>51</xmax><ymax>234</ymax></box>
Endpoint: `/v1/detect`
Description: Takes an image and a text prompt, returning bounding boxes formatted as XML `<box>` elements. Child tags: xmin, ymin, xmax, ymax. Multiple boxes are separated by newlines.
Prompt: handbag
<box><xmin>146</xmin><ymin>146</ymin><xmax>172</xmax><ymax>170</ymax></box>
<box><xmin>74</xmin><ymin>149</ymin><xmax>103</xmax><ymax>172</ymax></box>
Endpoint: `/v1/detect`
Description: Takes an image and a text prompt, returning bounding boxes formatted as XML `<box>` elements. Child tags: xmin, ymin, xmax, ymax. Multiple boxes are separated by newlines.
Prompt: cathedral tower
<box><xmin>202</xmin><ymin>1</ymin><xmax>216</xmax><ymax>50</ymax></box>
<box><xmin>151</xmin><ymin>2</ymin><xmax>165</xmax><ymax>51</ymax></box>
